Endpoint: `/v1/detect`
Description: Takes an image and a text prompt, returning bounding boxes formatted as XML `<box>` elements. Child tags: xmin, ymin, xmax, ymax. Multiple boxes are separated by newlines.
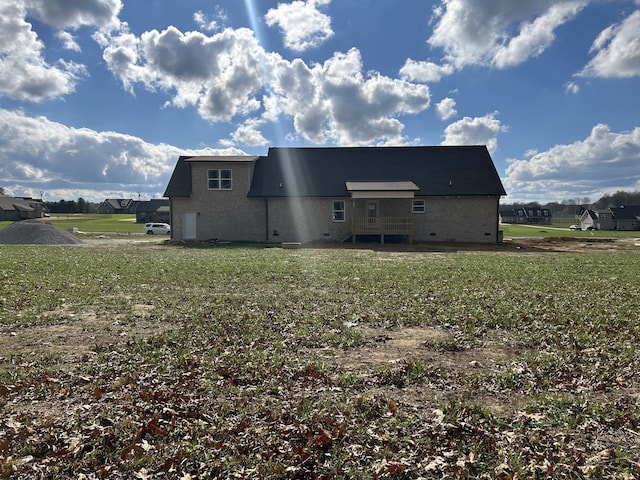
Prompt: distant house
<box><xmin>97</xmin><ymin>198</ymin><xmax>138</xmax><ymax>214</ymax></box>
<box><xmin>0</xmin><ymin>196</ymin><xmax>47</xmax><ymax>221</ymax></box>
<box><xmin>163</xmin><ymin>146</ymin><xmax>507</xmax><ymax>244</ymax></box>
<box><xmin>499</xmin><ymin>205</ymin><xmax>552</xmax><ymax>225</ymax></box>
<box><xmin>135</xmin><ymin>199</ymin><xmax>170</xmax><ymax>224</ymax></box>
<box><xmin>581</xmin><ymin>206</ymin><xmax>640</xmax><ymax>231</ymax></box>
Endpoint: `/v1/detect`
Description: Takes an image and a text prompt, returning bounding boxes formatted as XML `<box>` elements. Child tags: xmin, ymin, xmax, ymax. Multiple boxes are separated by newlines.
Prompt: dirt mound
<box><xmin>0</xmin><ymin>219</ymin><xmax>83</xmax><ymax>245</ymax></box>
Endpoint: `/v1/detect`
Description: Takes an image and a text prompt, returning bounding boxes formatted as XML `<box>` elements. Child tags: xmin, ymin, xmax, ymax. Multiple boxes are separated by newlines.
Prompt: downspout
<box><xmin>496</xmin><ymin>197</ymin><xmax>501</xmax><ymax>244</ymax></box>
<box><xmin>265</xmin><ymin>197</ymin><xmax>269</xmax><ymax>242</ymax></box>
<box><xmin>169</xmin><ymin>198</ymin><xmax>174</xmax><ymax>241</ymax></box>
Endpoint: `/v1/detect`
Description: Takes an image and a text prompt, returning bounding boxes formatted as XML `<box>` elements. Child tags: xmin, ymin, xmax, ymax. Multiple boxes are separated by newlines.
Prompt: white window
<box><xmin>332</xmin><ymin>200</ymin><xmax>345</xmax><ymax>222</ymax></box>
<box><xmin>208</xmin><ymin>169</ymin><xmax>232</xmax><ymax>190</ymax></box>
<box><xmin>412</xmin><ymin>199</ymin><xmax>425</xmax><ymax>213</ymax></box>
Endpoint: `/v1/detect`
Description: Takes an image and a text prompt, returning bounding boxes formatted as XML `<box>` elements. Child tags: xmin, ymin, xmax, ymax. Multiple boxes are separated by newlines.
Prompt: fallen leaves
<box><xmin>2</xmin><ymin>246</ymin><xmax>640</xmax><ymax>478</ymax></box>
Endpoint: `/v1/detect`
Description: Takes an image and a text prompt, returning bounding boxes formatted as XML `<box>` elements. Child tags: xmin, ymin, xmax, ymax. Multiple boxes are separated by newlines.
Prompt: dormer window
<box><xmin>208</xmin><ymin>169</ymin><xmax>232</xmax><ymax>190</ymax></box>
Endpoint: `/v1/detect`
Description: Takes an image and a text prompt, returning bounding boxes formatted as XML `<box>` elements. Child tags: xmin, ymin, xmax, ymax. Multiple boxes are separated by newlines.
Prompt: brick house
<box><xmin>163</xmin><ymin>146</ymin><xmax>507</xmax><ymax>244</ymax></box>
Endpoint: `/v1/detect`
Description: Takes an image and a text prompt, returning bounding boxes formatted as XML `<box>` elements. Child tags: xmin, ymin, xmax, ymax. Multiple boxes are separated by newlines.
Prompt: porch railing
<box><xmin>352</xmin><ymin>216</ymin><xmax>413</xmax><ymax>235</ymax></box>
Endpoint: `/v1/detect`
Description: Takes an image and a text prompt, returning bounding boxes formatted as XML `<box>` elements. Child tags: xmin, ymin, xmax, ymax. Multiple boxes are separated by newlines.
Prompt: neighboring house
<box><xmin>580</xmin><ymin>209</ymin><xmax>600</xmax><ymax>230</ymax></box>
<box><xmin>0</xmin><ymin>196</ymin><xmax>46</xmax><ymax>221</ymax></box>
<box><xmin>97</xmin><ymin>198</ymin><xmax>138</xmax><ymax>214</ymax></box>
<box><xmin>135</xmin><ymin>199</ymin><xmax>170</xmax><ymax>224</ymax></box>
<box><xmin>499</xmin><ymin>205</ymin><xmax>552</xmax><ymax>225</ymax></box>
<box><xmin>610</xmin><ymin>206</ymin><xmax>640</xmax><ymax>231</ymax></box>
<box><xmin>164</xmin><ymin>146</ymin><xmax>507</xmax><ymax>245</ymax></box>
<box><xmin>581</xmin><ymin>206</ymin><xmax>640</xmax><ymax>231</ymax></box>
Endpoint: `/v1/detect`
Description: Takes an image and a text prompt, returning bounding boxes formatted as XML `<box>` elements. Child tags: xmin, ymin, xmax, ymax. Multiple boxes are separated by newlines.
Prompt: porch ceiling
<box><xmin>346</xmin><ymin>181</ymin><xmax>419</xmax><ymax>199</ymax></box>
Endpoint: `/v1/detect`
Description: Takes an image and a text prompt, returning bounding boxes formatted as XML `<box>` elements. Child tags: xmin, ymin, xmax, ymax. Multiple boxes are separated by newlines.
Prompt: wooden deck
<box><xmin>351</xmin><ymin>216</ymin><xmax>413</xmax><ymax>244</ymax></box>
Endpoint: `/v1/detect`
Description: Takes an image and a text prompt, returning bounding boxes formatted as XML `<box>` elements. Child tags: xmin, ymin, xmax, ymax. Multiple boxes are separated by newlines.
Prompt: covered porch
<box><xmin>346</xmin><ymin>181</ymin><xmax>419</xmax><ymax>244</ymax></box>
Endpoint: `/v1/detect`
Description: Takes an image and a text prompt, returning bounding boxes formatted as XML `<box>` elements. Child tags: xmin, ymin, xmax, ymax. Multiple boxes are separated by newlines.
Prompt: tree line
<box><xmin>3</xmin><ymin>187</ymin><xmax>639</xmax><ymax>215</ymax></box>
<box><xmin>45</xmin><ymin>198</ymin><xmax>99</xmax><ymax>213</ymax></box>
<box><xmin>509</xmin><ymin>190</ymin><xmax>640</xmax><ymax>215</ymax></box>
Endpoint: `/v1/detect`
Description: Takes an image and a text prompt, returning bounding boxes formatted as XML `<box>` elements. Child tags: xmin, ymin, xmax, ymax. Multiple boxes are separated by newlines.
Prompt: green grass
<box><xmin>45</xmin><ymin>213</ymin><xmax>141</xmax><ymax>233</ymax></box>
<box><xmin>3</xmin><ymin>214</ymin><xmax>640</xmax><ymax>240</ymax></box>
<box><xmin>500</xmin><ymin>222</ymin><xmax>640</xmax><ymax>238</ymax></box>
<box><xmin>1</xmin><ymin>244</ymin><xmax>640</xmax><ymax>478</ymax></box>
<box><xmin>0</xmin><ymin>214</ymin><xmax>141</xmax><ymax>234</ymax></box>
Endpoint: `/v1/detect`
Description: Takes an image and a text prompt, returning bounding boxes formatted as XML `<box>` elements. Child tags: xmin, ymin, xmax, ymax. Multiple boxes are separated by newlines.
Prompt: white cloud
<box><xmin>99</xmin><ymin>19</ymin><xmax>432</xmax><ymax>147</ymax></box>
<box><xmin>428</xmin><ymin>0</ymin><xmax>586</xmax><ymax>69</ymax></box>
<box><xmin>565</xmin><ymin>81</ymin><xmax>580</xmax><ymax>94</ymax></box>
<box><xmin>441</xmin><ymin>112</ymin><xmax>506</xmax><ymax>153</ymax></box>
<box><xmin>266</xmin><ymin>48</ymin><xmax>432</xmax><ymax>145</ymax></box>
<box><xmin>435</xmin><ymin>97</ymin><xmax>457</xmax><ymax>121</ymax></box>
<box><xmin>25</xmin><ymin>0</ymin><xmax>123</xmax><ymax>30</ymax></box>
<box><xmin>504</xmin><ymin>124</ymin><xmax>640</xmax><ymax>202</ymax></box>
<box><xmin>100</xmin><ymin>25</ymin><xmax>266</xmax><ymax>122</ymax></box>
<box><xmin>229</xmin><ymin>118</ymin><xmax>270</xmax><ymax>147</ymax></box>
<box><xmin>0</xmin><ymin>108</ymin><xmax>244</xmax><ymax>202</ymax></box>
<box><xmin>265</xmin><ymin>0</ymin><xmax>334</xmax><ymax>51</ymax></box>
<box><xmin>494</xmin><ymin>2</ymin><xmax>585</xmax><ymax>68</ymax></box>
<box><xmin>56</xmin><ymin>31</ymin><xmax>81</xmax><ymax>52</ymax></box>
<box><xmin>194</xmin><ymin>6</ymin><xmax>228</xmax><ymax>33</ymax></box>
<box><xmin>0</xmin><ymin>1</ymin><xmax>87</xmax><ymax>101</ymax></box>
<box><xmin>399</xmin><ymin>59</ymin><xmax>455</xmax><ymax>83</ymax></box>
<box><xmin>579</xmin><ymin>10</ymin><xmax>640</xmax><ymax>78</ymax></box>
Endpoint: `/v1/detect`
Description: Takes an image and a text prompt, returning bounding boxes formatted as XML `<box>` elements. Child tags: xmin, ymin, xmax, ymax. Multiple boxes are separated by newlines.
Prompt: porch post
<box><xmin>351</xmin><ymin>198</ymin><xmax>356</xmax><ymax>243</ymax></box>
<box><xmin>408</xmin><ymin>198</ymin><xmax>413</xmax><ymax>245</ymax></box>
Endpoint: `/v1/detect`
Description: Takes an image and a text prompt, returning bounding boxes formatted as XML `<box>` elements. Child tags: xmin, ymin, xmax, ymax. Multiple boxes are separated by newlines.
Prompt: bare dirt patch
<box><xmin>322</xmin><ymin>326</ymin><xmax>527</xmax><ymax>414</ymax></box>
<box><xmin>0</xmin><ymin>304</ymin><xmax>175</xmax><ymax>374</ymax></box>
<box><xmin>508</xmin><ymin>237</ymin><xmax>640</xmax><ymax>253</ymax></box>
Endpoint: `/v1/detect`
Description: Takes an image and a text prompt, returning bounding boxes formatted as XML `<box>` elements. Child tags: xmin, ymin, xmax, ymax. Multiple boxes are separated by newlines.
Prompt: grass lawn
<box><xmin>1</xmin><ymin>242</ymin><xmax>639</xmax><ymax>478</ymax></box>
<box><xmin>500</xmin><ymin>223</ymin><xmax>640</xmax><ymax>239</ymax></box>
<box><xmin>0</xmin><ymin>214</ymin><xmax>141</xmax><ymax>235</ymax></box>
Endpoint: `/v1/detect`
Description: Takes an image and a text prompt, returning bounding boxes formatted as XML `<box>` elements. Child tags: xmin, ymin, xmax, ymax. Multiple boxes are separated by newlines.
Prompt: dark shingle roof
<box><xmin>164</xmin><ymin>146</ymin><xmax>507</xmax><ymax>198</ymax></box>
<box><xmin>136</xmin><ymin>199</ymin><xmax>170</xmax><ymax>212</ymax></box>
<box><xmin>248</xmin><ymin>146</ymin><xmax>506</xmax><ymax>197</ymax></box>
<box><xmin>163</xmin><ymin>156</ymin><xmax>193</xmax><ymax>197</ymax></box>
<box><xmin>610</xmin><ymin>206</ymin><xmax>640</xmax><ymax>220</ymax></box>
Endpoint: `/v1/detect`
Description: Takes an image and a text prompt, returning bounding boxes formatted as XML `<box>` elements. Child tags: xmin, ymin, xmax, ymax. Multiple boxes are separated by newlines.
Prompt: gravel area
<box><xmin>0</xmin><ymin>219</ymin><xmax>83</xmax><ymax>245</ymax></box>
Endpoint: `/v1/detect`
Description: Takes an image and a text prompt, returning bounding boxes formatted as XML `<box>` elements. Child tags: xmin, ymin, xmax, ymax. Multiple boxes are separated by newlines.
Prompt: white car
<box><xmin>144</xmin><ymin>223</ymin><xmax>171</xmax><ymax>235</ymax></box>
<box><xmin>569</xmin><ymin>224</ymin><xmax>581</xmax><ymax>231</ymax></box>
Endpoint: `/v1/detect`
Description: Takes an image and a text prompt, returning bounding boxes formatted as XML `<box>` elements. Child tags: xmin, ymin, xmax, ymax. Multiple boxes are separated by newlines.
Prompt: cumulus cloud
<box><xmin>0</xmin><ymin>1</ymin><xmax>87</xmax><ymax>101</ymax></box>
<box><xmin>99</xmin><ymin>20</ymin><xmax>431</xmax><ymax>147</ymax></box>
<box><xmin>399</xmin><ymin>59</ymin><xmax>455</xmax><ymax>83</ymax></box>
<box><xmin>579</xmin><ymin>10</ymin><xmax>640</xmax><ymax>78</ymax></box>
<box><xmin>428</xmin><ymin>0</ymin><xmax>586</xmax><ymax>69</ymax></box>
<box><xmin>194</xmin><ymin>7</ymin><xmax>228</xmax><ymax>32</ymax></box>
<box><xmin>228</xmin><ymin>118</ymin><xmax>270</xmax><ymax>147</ymax></box>
<box><xmin>100</xmin><ymin>25</ymin><xmax>266</xmax><ymax>122</ymax></box>
<box><xmin>56</xmin><ymin>31</ymin><xmax>81</xmax><ymax>52</ymax></box>
<box><xmin>25</xmin><ymin>0</ymin><xmax>122</xmax><ymax>30</ymax></box>
<box><xmin>0</xmin><ymin>108</ymin><xmax>244</xmax><ymax>202</ymax></box>
<box><xmin>0</xmin><ymin>0</ymin><xmax>124</xmax><ymax>102</ymax></box>
<box><xmin>435</xmin><ymin>97</ymin><xmax>457</xmax><ymax>121</ymax></box>
<box><xmin>441</xmin><ymin>112</ymin><xmax>506</xmax><ymax>154</ymax></box>
<box><xmin>504</xmin><ymin>124</ymin><xmax>640</xmax><ymax>202</ymax></box>
<box><xmin>265</xmin><ymin>0</ymin><xmax>334</xmax><ymax>51</ymax></box>
<box><xmin>265</xmin><ymin>48</ymin><xmax>431</xmax><ymax>145</ymax></box>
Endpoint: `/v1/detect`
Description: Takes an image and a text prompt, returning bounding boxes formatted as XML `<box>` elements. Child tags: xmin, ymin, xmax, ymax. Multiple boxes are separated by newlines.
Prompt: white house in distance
<box><xmin>163</xmin><ymin>146</ymin><xmax>507</xmax><ymax>245</ymax></box>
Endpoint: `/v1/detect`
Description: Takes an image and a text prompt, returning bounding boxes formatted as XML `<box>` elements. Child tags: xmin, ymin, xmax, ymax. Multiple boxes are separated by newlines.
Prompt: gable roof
<box><xmin>100</xmin><ymin>198</ymin><xmax>137</xmax><ymax>210</ymax></box>
<box><xmin>610</xmin><ymin>206</ymin><xmax>640</xmax><ymax>220</ymax></box>
<box><xmin>136</xmin><ymin>199</ymin><xmax>170</xmax><ymax>212</ymax></box>
<box><xmin>499</xmin><ymin>205</ymin><xmax>551</xmax><ymax>217</ymax></box>
<box><xmin>250</xmin><ymin>146</ymin><xmax>505</xmax><ymax>197</ymax></box>
<box><xmin>0</xmin><ymin>195</ymin><xmax>34</xmax><ymax>212</ymax></box>
<box><xmin>163</xmin><ymin>155</ymin><xmax>259</xmax><ymax>197</ymax></box>
<box><xmin>164</xmin><ymin>146</ymin><xmax>506</xmax><ymax>198</ymax></box>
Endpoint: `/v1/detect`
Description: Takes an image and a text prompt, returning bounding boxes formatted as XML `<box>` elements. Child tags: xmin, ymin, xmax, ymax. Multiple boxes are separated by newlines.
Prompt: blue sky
<box><xmin>1</xmin><ymin>0</ymin><xmax>639</xmax><ymax>204</ymax></box>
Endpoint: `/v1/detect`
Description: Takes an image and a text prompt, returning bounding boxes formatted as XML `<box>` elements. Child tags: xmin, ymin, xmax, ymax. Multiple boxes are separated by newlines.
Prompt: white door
<box><xmin>183</xmin><ymin>212</ymin><xmax>197</xmax><ymax>239</ymax></box>
<box><xmin>366</xmin><ymin>200</ymin><xmax>379</xmax><ymax>228</ymax></box>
